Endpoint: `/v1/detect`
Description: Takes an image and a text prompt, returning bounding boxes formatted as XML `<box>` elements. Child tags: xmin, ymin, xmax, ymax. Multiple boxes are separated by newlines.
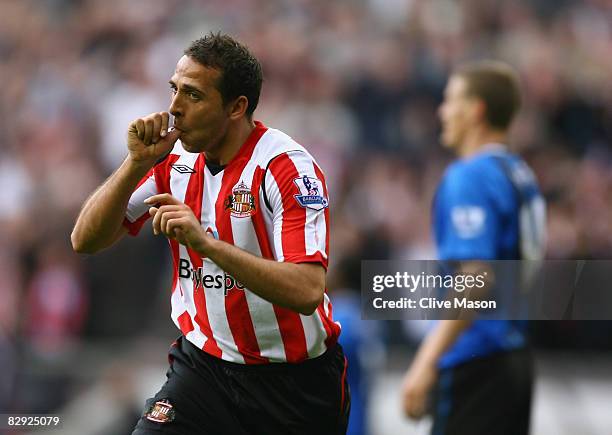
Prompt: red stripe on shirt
<box><xmin>183</xmin><ymin>154</ymin><xmax>222</xmax><ymax>358</ymax></box>
<box><xmin>154</xmin><ymin>154</ymin><xmax>180</xmax><ymax>194</ymax></box>
<box><xmin>177</xmin><ymin>310</ymin><xmax>194</xmax><ymax>334</ymax></box>
<box><xmin>313</xmin><ymin>163</ymin><xmax>330</xmax><ymax>268</ymax></box>
<box><xmin>123</xmin><ymin>168</ymin><xmax>154</xmax><ymax>235</ymax></box>
<box><xmin>252</xmin><ymin>167</ymin><xmax>314</xmax><ymax>362</ymax></box>
<box><xmin>272</xmin><ymin>305</ymin><xmax>309</xmax><ymax>362</ymax></box>
<box><xmin>267</xmin><ymin>152</ymin><xmax>312</xmax><ymax>362</ymax></box>
<box><xmin>267</xmin><ymin>153</ymin><xmax>307</xmax><ymax>263</ymax></box>
<box><xmin>169</xmin><ymin>239</ymin><xmax>182</xmax><ymax>295</ymax></box>
<box><xmin>137</xmin><ymin>168</ymin><xmax>154</xmax><ymax>189</ymax></box>
<box><xmin>250</xmin><ymin>167</ymin><xmax>275</xmax><ymax>259</ymax></box>
<box><xmin>123</xmin><ymin>214</ymin><xmax>150</xmax><ymax>236</ymax></box>
<box><xmin>316</xmin><ymin>304</ymin><xmax>333</xmax><ymax>345</ymax></box>
<box><xmin>312</xmin><ymin>163</ymin><xmax>338</xmax><ymax>346</ymax></box>
<box><xmin>319</xmin><ymin>301</ymin><xmax>340</xmax><ymax>347</ymax></box>
<box><xmin>259</xmin><ymin>161</ymin><xmax>327</xmax><ymax>267</ymax></box>
<box><xmin>214</xmin><ymin>123</ymin><xmax>269</xmax><ymax>364</ymax></box>
<box><xmin>123</xmin><ymin>155</ymin><xmax>181</xmax><ymax>235</ymax></box>
<box><xmin>329</xmin><ymin>302</ymin><xmax>341</xmax><ymax>346</ymax></box>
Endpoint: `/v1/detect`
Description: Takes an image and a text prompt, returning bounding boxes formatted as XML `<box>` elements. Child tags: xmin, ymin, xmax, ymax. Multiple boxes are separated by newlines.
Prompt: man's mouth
<box><xmin>171</xmin><ymin>117</ymin><xmax>184</xmax><ymax>132</ymax></box>
<box><xmin>171</xmin><ymin>126</ymin><xmax>185</xmax><ymax>137</ymax></box>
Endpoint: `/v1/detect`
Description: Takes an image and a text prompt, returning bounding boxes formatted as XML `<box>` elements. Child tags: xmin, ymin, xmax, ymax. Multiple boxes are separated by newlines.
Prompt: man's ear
<box><xmin>472</xmin><ymin>98</ymin><xmax>487</xmax><ymax>125</ymax></box>
<box><xmin>228</xmin><ymin>96</ymin><xmax>249</xmax><ymax>120</ymax></box>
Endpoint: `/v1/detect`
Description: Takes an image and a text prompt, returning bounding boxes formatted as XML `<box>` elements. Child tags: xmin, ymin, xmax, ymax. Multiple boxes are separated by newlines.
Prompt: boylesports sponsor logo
<box><xmin>179</xmin><ymin>259</ymin><xmax>245</xmax><ymax>295</ymax></box>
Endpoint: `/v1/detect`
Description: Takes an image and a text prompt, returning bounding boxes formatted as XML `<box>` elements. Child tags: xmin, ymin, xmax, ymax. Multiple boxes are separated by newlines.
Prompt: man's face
<box><xmin>438</xmin><ymin>75</ymin><xmax>477</xmax><ymax>150</ymax></box>
<box><xmin>169</xmin><ymin>55</ymin><xmax>230</xmax><ymax>153</ymax></box>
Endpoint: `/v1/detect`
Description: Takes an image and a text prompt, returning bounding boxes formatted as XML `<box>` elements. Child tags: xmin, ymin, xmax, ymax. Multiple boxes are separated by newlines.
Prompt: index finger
<box><xmin>135</xmin><ymin>118</ymin><xmax>145</xmax><ymax>140</ymax></box>
<box><xmin>144</xmin><ymin>193</ymin><xmax>182</xmax><ymax>206</ymax></box>
<box><xmin>160</xmin><ymin>112</ymin><xmax>169</xmax><ymax>137</ymax></box>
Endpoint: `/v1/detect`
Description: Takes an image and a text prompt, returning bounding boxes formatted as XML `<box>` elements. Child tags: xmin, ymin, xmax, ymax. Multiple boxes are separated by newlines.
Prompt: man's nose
<box><xmin>169</xmin><ymin>95</ymin><xmax>182</xmax><ymax>118</ymax></box>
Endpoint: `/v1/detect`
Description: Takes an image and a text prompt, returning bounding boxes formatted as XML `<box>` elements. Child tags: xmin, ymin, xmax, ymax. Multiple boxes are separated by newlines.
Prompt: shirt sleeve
<box><xmin>123</xmin><ymin>168</ymin><xmax>158</xmax><ymax>236</ymax></box>
<box><xmin>264</xmin><ymin>151</ymin><xmax>329</xmax><ymax>268</ymax></box>
<box><xmin>436</xmin><ymin>165</ymin><xmax>498</xmax><ymax>260</ymax></box>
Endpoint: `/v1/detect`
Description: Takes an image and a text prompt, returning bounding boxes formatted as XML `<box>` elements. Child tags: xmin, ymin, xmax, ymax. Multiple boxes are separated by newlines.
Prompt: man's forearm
<box><xmin>204</xmin><ymin>238</ymin><xmax>324</xmax><ymax>315</ymax></box>
<box><xmin>411</xmin><ymin>261</ymin><xmax>494</xmax><ymax>369</ymax></box>
<box><xmin>71</xmin><ymin>157</ymin><xmax>152</xmax><ymax>253</ymax></box>
<box><xmin>143</xmin><ymin>192</ymin><xmax>326</xmax><ymax>315</ymax></box>
<box><xmin>412</xmin><ymin>319</ymin><xmax>472</xmax><ymax>369</ymax></box>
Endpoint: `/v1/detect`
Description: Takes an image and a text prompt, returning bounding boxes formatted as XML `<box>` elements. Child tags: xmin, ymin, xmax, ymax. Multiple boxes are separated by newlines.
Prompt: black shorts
<box><xmin>132</xmin><ymin>336</ymin><xmax>350</xmax><ymax>435</ymax></box>
<box><xmin>431</xmin><ymin>348</ymin><xmax>533</xmax><ymax>435</ymax></box>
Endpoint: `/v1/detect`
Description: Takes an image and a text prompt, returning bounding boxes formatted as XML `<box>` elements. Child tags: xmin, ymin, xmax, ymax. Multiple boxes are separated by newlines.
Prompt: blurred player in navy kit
<box><xmin>402</xmin><ymin>61</ymin><xmax>546</xmax><ymax>435</ymax></box>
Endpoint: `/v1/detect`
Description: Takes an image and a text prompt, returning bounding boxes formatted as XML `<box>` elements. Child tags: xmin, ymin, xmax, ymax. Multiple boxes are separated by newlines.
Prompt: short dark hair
<box><xmin>455</xmin><ymin>61</ymin><xmax>522</xmax><ymax>130</ymax></box>
<box><xmin>185</xmin><ymin>32</ymin><xmax>263</xmax><ymax>116</ymax></box>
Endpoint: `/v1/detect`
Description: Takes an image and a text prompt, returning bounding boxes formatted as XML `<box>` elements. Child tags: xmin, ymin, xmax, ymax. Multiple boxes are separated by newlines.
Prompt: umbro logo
<box><xmin>172</xmin><ymin>164</ymin><xmax>196</xmax><ymax>174</ymax></box>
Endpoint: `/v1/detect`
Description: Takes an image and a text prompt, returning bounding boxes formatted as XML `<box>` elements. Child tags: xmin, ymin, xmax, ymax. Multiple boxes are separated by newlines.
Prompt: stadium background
<box><xmin>0</xmin><ymin>0</ymin><xmax>610</xmax><ymax>434</ymax></box>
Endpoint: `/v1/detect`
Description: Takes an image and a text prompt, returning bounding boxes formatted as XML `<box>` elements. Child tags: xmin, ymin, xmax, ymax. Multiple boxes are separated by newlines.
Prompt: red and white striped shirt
<box><xmin>123</xmin><ymin>121</ymin><xmax>340</xmax><ymax>364</ymax></box>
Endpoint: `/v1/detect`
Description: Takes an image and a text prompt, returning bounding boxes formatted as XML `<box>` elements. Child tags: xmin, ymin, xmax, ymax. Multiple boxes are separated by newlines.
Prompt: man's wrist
<box><xmin>124</xmin><ymin>155</ymin><xmax>156</xmax><ymax>176</ymax></box>
<box><xmin>414</xmin><ymin>339</ymin><xmax>444</xmax><ymax>370</ymax></box>
<box><xmin>191</xmin><ymin>229</ymin><xmax>217</xmax><ymax>258</ymax></box>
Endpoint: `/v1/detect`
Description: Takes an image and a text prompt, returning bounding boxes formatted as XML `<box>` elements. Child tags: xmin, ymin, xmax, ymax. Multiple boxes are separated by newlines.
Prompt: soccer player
<box><xmin>401</xmin><ymin>61</ymin><xmax>545</xmax><ymax>435</ymax></box>
<box><xmin>71</xmin><ymin>33</ymin><xmax>349</xmax><ymax>435</ymax></box>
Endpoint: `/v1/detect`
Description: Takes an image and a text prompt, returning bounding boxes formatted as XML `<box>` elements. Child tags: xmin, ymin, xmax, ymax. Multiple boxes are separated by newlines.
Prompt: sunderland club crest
<box><xmin>144</xmin><ymin>399</ymin><xmax>176</xmax><ymax>424</ymax></box>
<box><xmin>225</xmin><ymin>180</ymin><xmax>256</xmax><ymax>218</ymax></box>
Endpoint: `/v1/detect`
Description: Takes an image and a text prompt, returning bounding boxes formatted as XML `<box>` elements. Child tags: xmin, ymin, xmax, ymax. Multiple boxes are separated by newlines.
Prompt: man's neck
<box><xmin>458</xmin><ymin>127</ymin><xmax>507</xmax><ymax>158</ymax></box>
<box><xmin>206</xmin><ymin>119</ymin><xmax>256</xmax><ymax>165</ymax></box>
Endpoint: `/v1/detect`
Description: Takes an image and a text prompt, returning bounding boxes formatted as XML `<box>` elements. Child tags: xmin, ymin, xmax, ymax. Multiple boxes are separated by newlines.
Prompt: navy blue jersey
<box><xmin>433</xmin><ymin>146</ymin><xmax>545</xmax><ymax>369</ymax></box>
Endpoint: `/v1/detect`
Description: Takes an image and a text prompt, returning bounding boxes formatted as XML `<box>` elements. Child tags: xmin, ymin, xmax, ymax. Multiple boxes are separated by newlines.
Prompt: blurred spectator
<box><xmin>23</xmin><ymin>238</ymin><xmax>88</xmax><ymax>359</ymax></box>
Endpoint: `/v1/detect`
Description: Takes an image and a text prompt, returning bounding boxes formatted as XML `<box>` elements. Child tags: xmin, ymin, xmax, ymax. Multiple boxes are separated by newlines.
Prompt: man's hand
<box><xmin>401</xmin><ymin>360</ymin><xmax>438</xmax><ymax>420</ymax></box>
<box><xmin>145</xmin><ymin>193</ymin><xmax>210</xmax><ymax>252</ymax></box>
<box><xmin>144</xmin><ymin>194</ymin><xmax>325</xmax><ymax>315</ymax></box>
<box><xmin>127</xmin><ymin>112</ymin><xmax>181</xmax><ymax>165</ymax></box>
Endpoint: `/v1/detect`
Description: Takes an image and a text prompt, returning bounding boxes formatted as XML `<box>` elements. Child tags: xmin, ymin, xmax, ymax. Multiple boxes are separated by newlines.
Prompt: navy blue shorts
<box><xmin>132</xmin><ymin>336</ymin><xmax>350</xmax><ymax>435</ymax></box>
<box><xmin>431</xmin><ymin>348</ymin><xmax>533</xmax><ymax>435</ymax></box>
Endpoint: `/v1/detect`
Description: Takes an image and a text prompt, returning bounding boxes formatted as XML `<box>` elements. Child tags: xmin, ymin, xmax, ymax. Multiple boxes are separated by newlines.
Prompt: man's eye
<box><xmin>188</xmin><ymin>92</ymin><xmax>199</xmax><ymax>100</ymax></box>
<box><xmin>170</xmin><ymin>88</ymin><xmax>177</xmax><ymax>95</ymax></box>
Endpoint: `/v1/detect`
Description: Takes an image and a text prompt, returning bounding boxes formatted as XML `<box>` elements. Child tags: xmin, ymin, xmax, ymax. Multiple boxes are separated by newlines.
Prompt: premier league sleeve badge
<box><xmin>293</xmin><ymin>175</ymin><xmax>329</xmax><ymax>211</ymax></box>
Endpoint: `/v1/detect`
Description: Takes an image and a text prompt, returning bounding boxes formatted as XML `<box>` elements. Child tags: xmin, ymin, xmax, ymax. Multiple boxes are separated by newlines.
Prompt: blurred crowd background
<box><xmin>0</xmin><ymin>0</ymin><xmax>611</xmax><ymax>434</ymax></box>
